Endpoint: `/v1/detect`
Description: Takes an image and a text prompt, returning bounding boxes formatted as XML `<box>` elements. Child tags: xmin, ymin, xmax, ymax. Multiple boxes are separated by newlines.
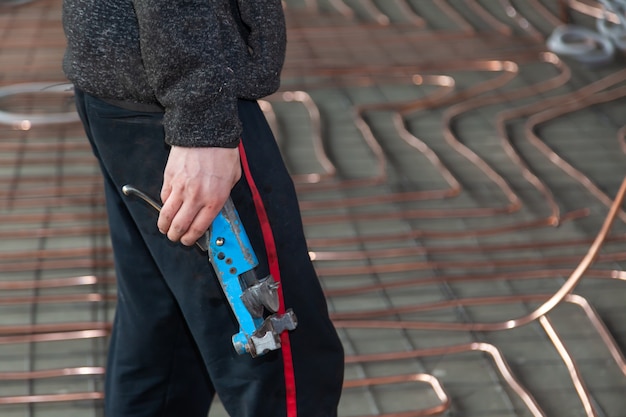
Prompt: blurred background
<box><xmin>1</xmin><ymin>1</ymin><xmax>626</xmax><ymax>416</ymax></box>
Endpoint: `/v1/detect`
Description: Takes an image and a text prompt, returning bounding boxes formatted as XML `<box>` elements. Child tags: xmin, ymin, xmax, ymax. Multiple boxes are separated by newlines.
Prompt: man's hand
<box><xmin>158</xmin><ymin>145</ymin><xmax>242</xmax><ymax>246</ymax></box>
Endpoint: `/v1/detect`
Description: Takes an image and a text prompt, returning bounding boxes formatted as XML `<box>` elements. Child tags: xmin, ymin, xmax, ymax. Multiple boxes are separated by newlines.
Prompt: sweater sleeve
<box><xmin>132</xmin><ymin>1</ymin><xmax>243</xmax><ymax>148</ymax></box>
<box><xmin>231</xmin><ymin>0</ymin><xmax>286</xmax><ymax>99</ymax></box>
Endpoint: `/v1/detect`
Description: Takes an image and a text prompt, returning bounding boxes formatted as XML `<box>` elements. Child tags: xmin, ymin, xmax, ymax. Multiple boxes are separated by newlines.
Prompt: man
<box><xmin>61</xmin><ymin>1</ymin><xmax>345</xmax><ymax>416</ymax></box>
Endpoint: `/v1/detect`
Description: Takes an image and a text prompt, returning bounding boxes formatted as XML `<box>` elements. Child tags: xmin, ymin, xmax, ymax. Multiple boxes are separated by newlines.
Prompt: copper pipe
<box><xmin>0</xmin><ymin>392</ymin><xmax>104</xmax><ymax>405</ymax></box>
<box><xmin>0</xmin><ymin>330</ymin><xmax>109</xmax><ymax>345</ymax></box>
<box><xmin>0</xmin><ymin>210</ymin><xmax>107</xmax><ymax>225</ymax></box>
<box><xmin>305</xmin><ymin>209</ymin><xmax>589</xmax><ymax>249</ymax></box>
<box><xmin>315</xmin><ymin>250</ymin><xmax>626</xmax><ymax>278</ymax></box>
<box><xmin>0</xmin><ymin>257</ymin><xmax>112</xmax><ymax>273</ymax></box>
<box><xmin>0</xmin><ymin>293</ymin><xmax>115</xmax><ymax>305</ymax></box>
<box><xmin>567</xmin><ymin>0</ymin><xmax>621</xmax><ymax>23</ymax></box>
<box><xmin>0</xmin><ymin>367</ymin><xmax>105</xmax><ymax>381</ymax></box>
<box><xmin>528</xmin><ymin>0</ymin><xmax>567</xmax><ymax>27</ymax></box>
<box><xmin>303</xmin><ymin>204</ymin><xmax>587</xmax><ymax>228</ymax></box>
<box><xmin>0</xmin><ymin>155</ymin><xmax>96</xmax><ymax>167</ymax></box>
<box><xmin>0</xmin><ymin>176</ymin><xmax>99</xmax><ymax>190</ymax></box>
<box><xmin>498</xmin><ymin>0</ymin><xmax>545</xmax><ymax>39</ymax></box>
<box><xmin>295</xmin><ymin>56</ymin><xmax>579</xmax><ymax>224</ymax></box>
<box><xmin>465</xmin><ymin>0</ymin><xmax>514</xmax><ymax>36</ymax></box>
<box><xmin>273</xmin><ymin>91</ymin><xmax>337</xmax><ymax>182</ymax></box>
<box><xmin>392</xmin><ymin>0</ymin><xmax>426</xmax><ymax>27</ymax></box>
<box><xmin>358</xmin><ymin>0</ymin><xmax>390</xmax><ymax>26</ymax></box>
<box><xmin>344</xmin><ymin>341</ymin><xmax>545</xmax><ymax>417</ymax></box>
<box><xmin>0</xmin><ymin>195</ymin><xmax>106</xmax><ymax>210</ymax></box>
<box><xmin>496</xmin><ymin>67</ymin><xmax>626</xmax><ymax>219</ymax></box>
<box><xmin>342</xmin><ymin>374</ymin><xmax>451</xmax><ymax>417</ymax></box>
<box><xmin>332</xmin><ymin>176</ymin><xmax>626</xmax><ymax>330</ymax></box>
<box><xmin>619</xmin><ymin>124</ymin><xmax>626</xmax><ymax>154</ymax></box>
<box><xmin>338</xmin><ymin>293</ymin><xmax>625</xmax><ymax>417</ymax></box>
<box><xmin>443</xmin><ymin>52</ymin><xmax>570</xmax><ymax>224</ymax></box>
<box><xmin>0</xmin><ymin>322</ymin><xmax>111</xmax><ymax>336</ymax></box>
<box><xmin>0</xmin><ymin>275</ymin><xmax>112</xmax><ymax>291</ymax></box>
<box><xmin>284</xmin><ymin>71</ymin><xmax>457</xmax><ymax>194</ymax></box>
<box><xmin>0</xmin><ymin>141</ymin><xmax>91</xmax><ymax>153</ymax></box>
<box><xmin>4</xmin><ymin>1</ymin><xmax>626</xmax><ymax>415</ymax></box>
<box><xmin>310</xmin><ymin>232</ymin><xmax>626</xmax><ymax>261</ymax></box>
<box><xmin>0</xmin><ymin>247</ymin><xmax>108</xmax><ymax>261</ymax></box>
<box><xmin>568</xmin><ymin>294</ymin><xmax>626</xmax><ymax>375</ymax></box>
<box><xmin>324</xmin><ymin>268</ymin><xmax>626</xmax><ymax>298</ymax></box>
<box><xmin>432</xmin><ymin>0</ymin><xmax>475</xmax><ymax>34</ymax></box>
<box><xmin>0</xmin><ymin>225</ymin><xmax>109</xmax><ymax>240</ymax></box>
<box><xmin>326</xmin><ymin>0</ymin><xmax>355</xmax><ymax>20</ymax></box>
<box><xmin>538</xmin><ymin>315</ymin><xmax>597</xmax><ymax>417</ymax></box>
<box><xmin>524</xmin><ymin>86</ymin><xmax>626</xmax><ymax>223</ymax></box>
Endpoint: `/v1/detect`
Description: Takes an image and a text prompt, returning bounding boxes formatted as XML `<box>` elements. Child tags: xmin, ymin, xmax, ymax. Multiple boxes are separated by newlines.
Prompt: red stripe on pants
<box><xmin>238</xmin><ymin>142</ymin><xmax>298</xmax><ymax>417</ymax></box>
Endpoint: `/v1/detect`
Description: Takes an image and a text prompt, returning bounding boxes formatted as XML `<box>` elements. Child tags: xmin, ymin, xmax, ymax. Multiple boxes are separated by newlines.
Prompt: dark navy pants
<box><xmin>74</xmin><ymin>89</ymin><xmax>344</xmax><ymax>417</ymax></box>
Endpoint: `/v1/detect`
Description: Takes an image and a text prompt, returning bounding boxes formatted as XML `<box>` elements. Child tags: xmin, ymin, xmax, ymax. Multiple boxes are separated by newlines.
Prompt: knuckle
<box><xmin>171</xmin><ymin>223</ymin><xmax>186</xmax><ymax>234</ymax></box>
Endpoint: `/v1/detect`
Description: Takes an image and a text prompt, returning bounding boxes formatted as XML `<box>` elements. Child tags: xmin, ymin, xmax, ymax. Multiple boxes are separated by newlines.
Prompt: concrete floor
<box><xmin>1</xmin><ymin>1</ymin><xmax>626</xmax><ymax>416</ymax></box>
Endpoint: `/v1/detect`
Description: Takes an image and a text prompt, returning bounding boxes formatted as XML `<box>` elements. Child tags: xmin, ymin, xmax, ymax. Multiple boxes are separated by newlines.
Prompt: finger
<box><xmin>179</xmin><ymin>206</ymin><xmax>219</xmax><ymax>247</ymax></box>
<box><xmin>164</xmin><ymin>195</ymin><xmax>207</xmax><ymax>243</ymax></box>
<box><xmin>157</xmin><ymin>192</ymin><xmax>183</xmax><ymax>236</ymax></box>
<box><xmin>160</xmin><ymin>180</ymin><xmax>173</xmax><ymax>205</ymax></box>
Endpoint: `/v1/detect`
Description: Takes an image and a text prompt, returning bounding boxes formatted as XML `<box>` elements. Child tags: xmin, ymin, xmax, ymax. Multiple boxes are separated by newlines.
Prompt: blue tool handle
<box><xmin>205</xmin><ymin>198</ymin><xmax>266</xmax><ymax>354</ymax></box>
<box><xmin>206</xmin><ymin>198</ymin><xmax>259</xmax><ymax>277</ymax></box>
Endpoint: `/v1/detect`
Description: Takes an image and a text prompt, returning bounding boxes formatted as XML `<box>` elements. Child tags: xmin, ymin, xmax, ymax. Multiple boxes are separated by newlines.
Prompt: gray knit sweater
<box><xmin>62</xmin><ymin>0</ymin><xmax>286</xmax><ymax>148</ymax></box>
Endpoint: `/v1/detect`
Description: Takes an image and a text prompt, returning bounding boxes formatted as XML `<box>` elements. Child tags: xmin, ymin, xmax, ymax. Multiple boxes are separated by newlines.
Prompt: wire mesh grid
<box><xmin>1</xmin><ymin>1</ymin><xmax>626</xmax><ymax>416</ymax></box>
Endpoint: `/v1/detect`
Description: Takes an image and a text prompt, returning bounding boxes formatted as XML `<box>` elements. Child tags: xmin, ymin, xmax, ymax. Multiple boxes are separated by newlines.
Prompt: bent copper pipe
<box><xmin>524</xmin><ymin>85</ymin><xmax>626</xmax><ymax>223</ymax></box>
<box><xmin>496</xmin><ymin>67</ymin><xmax>626</xmax><ymax>221</ymax></box>
<box><xmin>339</xmin><ymin>293</ymin><xmax>622</xmax><ymax>417</ymax></box>
<box><xmin>342</xmin><ymin>374</ymin><xmax>451</xmax><ymax>417</ymax></box>
<box><xmin>569</xmin><ymin>293</ymin><xmax>626</xmax><ymax>376</ymax></box>
<box><xmin>343</xmin><ymin>340</ymin><xmax>545</xmax><ymax>417</ymax></box>
<box><xmin>332</xmin><ymin>176</ymin><xmax>626</xmax><ymax>331</ymax></box>
<box><xmin>498</xmin><ymin>0</ymin><xmax>544</xmax><ymax>39</ymax></box>
<box><xmin>391</xmin><ymin>0</ymin><xmax>426</xmax><ymax>27</ymax></box>
<box><xmin>465</xmin><ymin>0</ymin><xmax>514</xmax><ymax>36</ymax></box>
<box><xmin>441</xmin><ymin>53</ymin><xmax>570</xmax><ymax>224</ymax></box>
<box><xmin>273</xmin><ymin>91</ymin><xmax>337</xmax><ymax>182</ymax></box>
<box><xmin>567</xmin><ymin>0</ymin><xmax>621</xmax><ymax>23</ymax></box>
<box><xmin>298</xmin><ymin>68</ymin><xmax>623</xmax><ymax>224</ymax></box>
<box><xmin>286</xmin><ymin>72</ymin><xmax>457</xmax><ymax>194</ymax></box>
<box><xmin>538</xmin><ymin>315</ymin><xmax>597</xmax><ymax>417</ymax></box>
<box><xmin>432</xmin><ymin>0</ymin><xmax>475</xmax><ymax>34</ymax></box>
<box><xmin>297</xmin><ymin>57</ymin><xmax>577</xmax><ymax>225</ymax></box>
<box><xmin>3</xmin><ymin>2</ymin><xmax>626</xmax><ymax>415</ymax></box>
<box><xmin>528</xmin><ymin>0</ymin><xmax>566</xmax><ymax>27</ymax></box>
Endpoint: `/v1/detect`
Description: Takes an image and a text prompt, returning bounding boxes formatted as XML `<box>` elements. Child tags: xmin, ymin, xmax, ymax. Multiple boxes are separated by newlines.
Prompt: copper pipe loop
<box><xmin>2</xmin><ymin>0</ymin><xmax>626</xmax><ymax>415</ymax></box>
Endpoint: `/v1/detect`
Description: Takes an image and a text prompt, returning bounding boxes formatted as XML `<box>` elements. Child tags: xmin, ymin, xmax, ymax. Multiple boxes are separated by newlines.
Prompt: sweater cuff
<box><xmin>162</xmin><ymin>97</ymin><xmax>242</xmax><ymax>148</ymax></box>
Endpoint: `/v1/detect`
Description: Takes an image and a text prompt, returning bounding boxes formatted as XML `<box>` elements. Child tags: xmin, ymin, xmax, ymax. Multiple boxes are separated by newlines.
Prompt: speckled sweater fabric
<box><xmin>62</xmin><ymin>0</ymin><xmax>286</xmax><ymax>148</ymax></box>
